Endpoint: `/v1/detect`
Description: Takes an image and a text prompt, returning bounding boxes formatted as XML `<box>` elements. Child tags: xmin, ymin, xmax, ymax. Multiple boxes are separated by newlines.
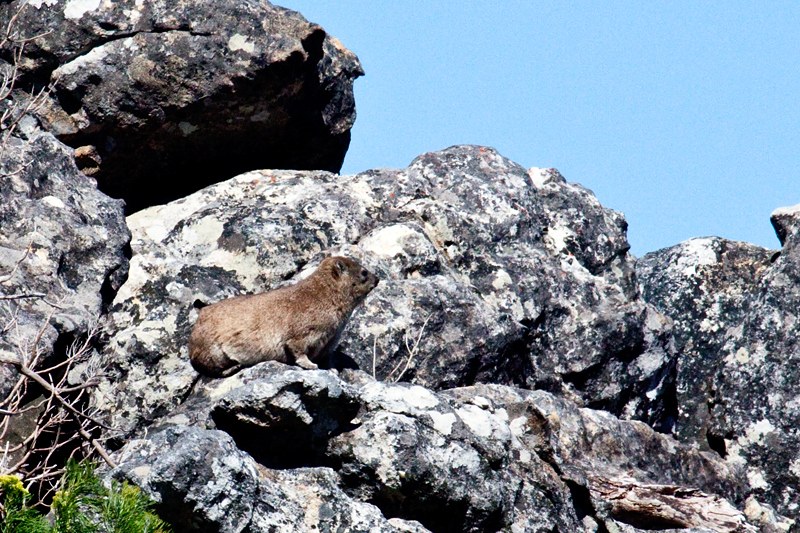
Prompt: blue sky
<box><xmin>282</xmin><ymin>1</ymin><xmax>799</xmax><ymax>257</ymax></box>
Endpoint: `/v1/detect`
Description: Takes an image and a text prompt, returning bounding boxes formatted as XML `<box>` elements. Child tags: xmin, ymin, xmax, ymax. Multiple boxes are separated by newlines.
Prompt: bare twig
<box><xmin>372</xmin><ymin>335</ymin><xmax>378</xmax><ymax>379</ymax></box>
<box><xmin>0</xmin><ymin>240</ymin><xmax>33</xmax><ymax>284</ymax></box>
<box><xmin>386</xmin><ymin>312</ymin><xmax>433</xmax><ymax>383</ymax></box>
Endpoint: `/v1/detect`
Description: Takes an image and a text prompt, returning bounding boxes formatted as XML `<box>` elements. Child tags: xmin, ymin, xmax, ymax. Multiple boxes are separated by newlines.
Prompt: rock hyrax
<box><xmin>189</xmin><ymin>256</ymin><xmax>379</xmax><ymax>377</ymax></box>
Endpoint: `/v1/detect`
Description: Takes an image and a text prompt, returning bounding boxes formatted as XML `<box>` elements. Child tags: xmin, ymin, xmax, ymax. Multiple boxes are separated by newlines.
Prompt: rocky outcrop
<box><xmin>0</xmin><ymin>0</ymin><xmax>363</xmax><ymax>213</ymax></box>
<box><xmin>636</xmin><ymin>238</ymin><xmax>773</xmax><ymax>446</ymax></box>
<box><xmin>95</xmin><ymin>145</ymin><xmax>676</xmax><ymax>439</ymax></box>
<box><xmin>5</xmin><ymin>2</ymin><xmax>796</xmax><ymax>531</ymax></box>
<box><xmin>0</xmin><ymin>125</ymin><xmax>129</xmax><ymax>396</ymax></box>
<box><xmin>637</xmin><ymin>209</ymin><xmax>800</xmax><ymax>522</ymax></box>
<box><xmin>107</xmin><ymin>362</ymin><xmax>756</xmax><ymax>532</ymax></box>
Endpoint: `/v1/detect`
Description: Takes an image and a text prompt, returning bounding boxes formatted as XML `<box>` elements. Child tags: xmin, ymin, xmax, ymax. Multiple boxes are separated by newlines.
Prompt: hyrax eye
<box><xmin>361</xmin><ymin>269</ymin><xmax>368</xmax><ymax>278</ymax></box>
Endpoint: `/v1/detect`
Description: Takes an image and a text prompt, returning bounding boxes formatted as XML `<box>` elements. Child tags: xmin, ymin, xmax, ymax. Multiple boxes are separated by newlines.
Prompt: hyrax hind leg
<box><xmin>284</xmin><ymin>340</ymin><xmax>319</xmax><ymax>370</ymax></box>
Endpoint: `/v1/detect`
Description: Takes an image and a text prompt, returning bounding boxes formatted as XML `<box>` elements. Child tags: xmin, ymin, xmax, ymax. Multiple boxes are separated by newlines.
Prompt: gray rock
<box><xmin>110</xmin><ymin>425</ymin><xmax>260</xmax><ymax>533</ymax></box>
<box><xmin>636</xmin><ymin>220</ymin><xmax>800</xmax><ymax>522</ymax></box>
<box><xmin>710</xmin><ymin>205</ymin><xmax>800</xmax><ymax>518</ymax></box>
<box><xmin>1</xmin><ymin>0</ymin><xmax>362</xmax><ymax>213</ymax></box>
<box><xmin>770</xmin><ymin>203</ymin><xmax>800</xmax><ymax>246</ymax></box>
<box><xmin>97</xmin><ymin>146</ymin><xmax>677</xmax><ymax>439</ymax></box>
<box><xmin>0</xmin><ymin>128</ymin><xmax>129</xmax><ymax>397</ymax></box>
<box><xmin>144</xmin><ymin>363</ymin><xmax>754</xmax><ymax>532</ymax></box>
<box><xmin>636</xmin><ymin>237</ymin><xmax>773</xmax><ymax>445</ymax></box>
<box><xmin>109</xmin><ymin>424</ymin><xmax>431</xmax><ymax>533</ymax></box>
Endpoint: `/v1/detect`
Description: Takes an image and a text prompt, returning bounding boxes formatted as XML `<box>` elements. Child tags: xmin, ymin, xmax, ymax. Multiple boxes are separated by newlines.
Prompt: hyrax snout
<box><xmin>189</xmin><ymin>256</ymin><xmax>379</xmax><ymax>377</ymax></box>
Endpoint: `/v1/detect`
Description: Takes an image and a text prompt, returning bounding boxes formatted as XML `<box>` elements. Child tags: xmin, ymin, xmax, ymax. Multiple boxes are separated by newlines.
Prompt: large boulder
<box><xmin>636</xmin><ymin>237</ymin><xmax>773</xmax><ymax>446</ymax></box>
<box><xmin>0</xmin><ymin>0</ymin><xmax>363</xmax><ymax>213</ymax></box>
<box><xmin>94</xmin><ymin>146</ymin><xmax>676</xmax><ymax>438</ymax></box>
<box><xmin>109</xmin><ymin>424</ymin><xmax>432</xmax><ymax>533</ymax></box>
<box><xmin>711</xmin><ymin>205</ymin><xmax>800</xmax><ymax>518</ymax></box>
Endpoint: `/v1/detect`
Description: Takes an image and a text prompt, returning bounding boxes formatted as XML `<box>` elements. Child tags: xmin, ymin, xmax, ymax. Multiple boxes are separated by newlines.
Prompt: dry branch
<box><xmin>588</xmin><ymin>475</ymin><xmax>757</xmax><ymax>533</ymax></box>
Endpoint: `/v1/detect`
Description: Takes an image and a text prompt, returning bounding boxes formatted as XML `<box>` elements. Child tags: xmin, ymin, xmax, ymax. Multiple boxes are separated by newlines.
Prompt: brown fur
<box><xmin>189</xmin><ymin>256</ymin><xmax>379</xmax><ymax>377</ymax></box>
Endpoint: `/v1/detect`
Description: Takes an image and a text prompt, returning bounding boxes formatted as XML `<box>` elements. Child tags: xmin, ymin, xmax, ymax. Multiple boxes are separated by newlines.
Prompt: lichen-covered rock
<box><xmin>96</xmin><ymin>145</ymin><xmax>675</xmax><ymax>438</ymax></box>
<box><xmin>0</xmin><ymin>0</ymin><xmax>363</xmax><ymax>213</ymax></box>
<box><xmin>637</xmin><ymin>216</ymin><xmax>800</xmax><ymax>522</ymax></box>
<box><xmin>710</xmin><ymin>205</ymin><xmax>800</xmax><ymax>518</ymax></box>
<box><xmin>109</xmin><ymin>424</ymin><xmax>432</xmax><ymax>533</ymax></box>
<box><xmin>139</xmin><ymin>363</ymin><xmax>757</xmax><ymax>532</ymax></box>
<box><xmin>636</xmin><ymin>237</ymin><xmax>773</xmax><ymax>445</ymax></box>
<box><xmin>0</xmin><ymin>127</ymin><xmax>129</xmax><ymax>397</ymax></box>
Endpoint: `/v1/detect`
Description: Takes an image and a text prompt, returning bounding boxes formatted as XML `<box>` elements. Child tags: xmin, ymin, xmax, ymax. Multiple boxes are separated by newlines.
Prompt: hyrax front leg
<box><xmin>285</xmin><ymin>340</ymin><xmax>319</xmax><ymax>370</ymax></box>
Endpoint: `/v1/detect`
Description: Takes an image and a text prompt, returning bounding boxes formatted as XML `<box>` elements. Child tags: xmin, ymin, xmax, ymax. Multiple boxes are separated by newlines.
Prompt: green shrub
<box><xmin>1</xmin><ymin>461</ymin><xmax>170</xmax><ymax>533</ymax></box>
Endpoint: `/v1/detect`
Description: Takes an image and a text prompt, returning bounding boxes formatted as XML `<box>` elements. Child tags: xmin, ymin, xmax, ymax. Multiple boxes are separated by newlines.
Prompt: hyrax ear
<box><xmin>332</xmin><ymin>258</ymin><xmax>347</xmax><ymax>279</ymax></box>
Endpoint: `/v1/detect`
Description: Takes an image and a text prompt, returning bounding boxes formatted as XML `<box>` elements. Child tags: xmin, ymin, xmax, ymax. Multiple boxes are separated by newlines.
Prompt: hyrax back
<box><xmin>189</xmin><ymin>256</ymin><xmax>379</xmax><ymax>377</ymax></box>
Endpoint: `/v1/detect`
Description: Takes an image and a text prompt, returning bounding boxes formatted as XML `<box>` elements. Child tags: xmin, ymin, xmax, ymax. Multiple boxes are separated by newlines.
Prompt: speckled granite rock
<box><xmin>109</xmin><ymin>424</ymin><xmax>432</xmax><ymax>533</ymax></box>
<box><xmin>636</xmin><ymin>237</ymin><xmax>773</xmax><ymax>446</ymax></box>
<box><xmin>0</xmin><ymin>0</ymin><xmax>362</xmax><ymax>213</ymax></box>
<box><xmin>94</xmin><ymin>145</ymin><xmax>676</xmax><ymax>439</ymax></box>
<box><xmin>710</xmin><ymin>205</ymin><xmax>800</xmax><ymax>519</ymax></box>
<box><xmin>114</xmin><ymin>362</ymin><xmax>758</xmax><ymax>532</ymax></box>
<box><xmin>0</xmin><ymin>127</ymin><xmax>129</xmax><ymax>396</ymax></box>
<box><xmin>637</xmin><ymin>209</ymin><xmax>800</xmax><ymax>523</ymax></box>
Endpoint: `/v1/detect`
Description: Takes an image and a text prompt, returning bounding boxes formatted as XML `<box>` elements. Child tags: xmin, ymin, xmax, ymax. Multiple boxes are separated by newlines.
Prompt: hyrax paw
<box><xmin>296</xmin><ymin>357</ymin><xmax>318</xmax><ymax>370</ymax></box>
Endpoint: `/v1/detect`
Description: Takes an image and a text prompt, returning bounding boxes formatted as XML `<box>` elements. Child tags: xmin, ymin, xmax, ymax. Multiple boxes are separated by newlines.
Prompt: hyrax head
<box><xmin>323</xmin><ymin>256</ymin><xmax>379</xmax><ymax>301</ymax></box>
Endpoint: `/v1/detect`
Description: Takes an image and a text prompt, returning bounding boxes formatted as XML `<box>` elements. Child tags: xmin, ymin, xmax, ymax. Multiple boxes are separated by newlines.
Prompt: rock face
<box><xmin>96</xmin><ymin>146</ymin><xmax>676</xmax><ymax>440</ymax></box>
<box><xmin>0</xmin><ymin>125</ymin><xmax>129</xmax><ymax>396</ymax></box>
<box><xmin>638</xmin><ymin>210</ymin><xmax>800</xmax><ymax>521</ymax></box>
<box><xmin>636</xmin><ymin>238</ymin><xmax>773</xmax><ymax>446</ymax></box>
<box><xmin>108</xmin><ymin>363</ymin><xmax>755</xmax><ymax>533</ymax></box>
<box><xmin>0</xmin><ymin>0</ymin><xmax>363</xmax><ymax>213</ymax></box>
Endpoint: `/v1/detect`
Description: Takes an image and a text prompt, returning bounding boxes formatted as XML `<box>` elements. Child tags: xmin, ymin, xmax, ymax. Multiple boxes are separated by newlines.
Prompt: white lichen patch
<box><xmin>438</xmin><ymin>441</ymin><xmax>481</xmax><ymax>472</ymax></box>
<box><xmin>471</xmin><ymin>396</ymin><xmax>492</xmax><ymax>409</ymax></box>
<box><xmin>509</xmin><ymin>416</ymin><xmax>528</xmax><ymax>438</ymax></box>
<box><xmin>741</xmin><ymin>419</ymin><xmax>776</xmax><ymax>445</ymax></box>
<box><xmin>526</xmin><ymin>167</ymin><xmax>551</xmax><ymax>188</ymax></box>
<box><xmin>41</xmin><ymin>195</ymin><xmax>66</xmax><ymax>208</ymax></box>
<box><xmin>544</xmin><ymin>224</ymin><xmax>574</xmax><ymax>255</ymax></box>
<box><xmin>491</xmin><ymin>269</ymin><xmax>512</xmax><ymax>290</ymax></box>
<box><xmin>361</xmin><ymin>224</ymin><xmax>419</xmax><ymax>258</ymax></box>
<box><xmin>29</xmin><ymin>0</ymin><xmax>59</xmax><ymax>8</ymax></box>
<box><xmin>634</xmin><ymin>349</ymin><xmax>666</xmax><ymax>376</ymax></box>
<box><xmin>201</xmin><ymin>248</ymin><xmax>262</xmax><ymax>291</ymax></box>
<box><xmin>180</xmin><ymin>217</ymin><xmax>225</xmax><ymax>248</ymax></box>
<box><xmin>676</xmin><ymin>238</ymin><xmax>718</xmax><ymax>276</ymax></box>
<box><xmin>209</xmin><ymin>376</ymin><xmax>245</xmax><ymax>398</ymax></box>
<box><xmin>735</xmin><ymin>347</ymin><xmax>750</xmax><ymax>364</ymax></box>
<box><xmin>362</xmin><ymin>382</ymin><xmax>439</xmax><ymax>413</ymax></box>
<box><xmin>747</xmin><ymin>468</ymin><xmax>770</xmax><ymax>490</ymax></box>
<box><xmin>55</xmin><ymin>44</ymin><xmax>109</xmax><ymax>76</ymax></box>
<box><xmin>228</xmin><ymin>34</ymin><xmax>255</xmax><ymax>54</ymax></box>
<box><xmin>455</xmin><ymin>404</ymin><xmax>510</xmax><ymax>441</ymax></box>
<box><xmin>132</xmin><ymin>465</ymin><xmax>151</xmax><ymax>478</ymax></box>
<box><xmin>427</xmin><ymin>411</ymin><xmax>456</xmax><ymax>435</ymax></box>
<box><xmin>346</xmin><ymin>178</ymin><xmax>378</xmax><ymax>207</ymax></box>
<box><xmin>64</xmin><ymin>0</ymin><xmax>101</xmax><ymax>19</ymax></box>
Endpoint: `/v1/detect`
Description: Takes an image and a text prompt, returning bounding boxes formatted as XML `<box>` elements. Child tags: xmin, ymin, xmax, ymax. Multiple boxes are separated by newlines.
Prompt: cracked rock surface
<box><xmin>638</xmin><ymin>208</ymin><xmax>800</xmax><ymax>522</ymax></box>
<box><xmin>0</xmin><ymin>0</ymin><xmax>363</xmax><ymax>213</ymax></box>
<box><xmin>106</xmin><ymin>362</ymin><xmax>757</xmax><ymax>532</ymax></box>
<box><xmin>0</xmin><ymin>125</ymin><xmax>129</xmax><ymax>398</ymax></box>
